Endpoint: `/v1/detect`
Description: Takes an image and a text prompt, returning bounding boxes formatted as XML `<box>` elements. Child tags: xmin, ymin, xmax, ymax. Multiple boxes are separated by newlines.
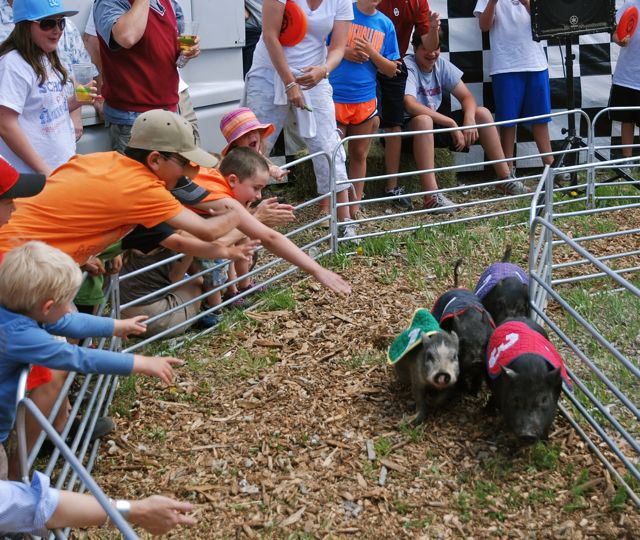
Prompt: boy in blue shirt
<box><xmin>329</xmin><ymin>0</ymin><xmax>400</xmax><ymax>219</ymax></box>
<box><xmin>0</xmin><ymin>241</ymin><xmax>183</xmax><ymax>478</ymax></box>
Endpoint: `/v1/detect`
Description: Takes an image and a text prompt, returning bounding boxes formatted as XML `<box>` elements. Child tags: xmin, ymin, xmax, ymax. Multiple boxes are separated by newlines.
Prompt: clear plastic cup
<box><xmin>178</xmin><ymin>21</ymin><xmax>199</xmax><ymax>52</ymax></box>
<box><xmin>72</xmin><ymin>64</ymin><xmax>93</xmax><ymax>103</ymax></box>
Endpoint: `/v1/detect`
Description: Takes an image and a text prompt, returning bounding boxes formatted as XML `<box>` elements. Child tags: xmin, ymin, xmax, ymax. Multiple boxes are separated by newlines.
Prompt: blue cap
<box><xmin>13</xmin><ymin>0</ymin><xmax>79</xmax><ymax>23</ymax></box>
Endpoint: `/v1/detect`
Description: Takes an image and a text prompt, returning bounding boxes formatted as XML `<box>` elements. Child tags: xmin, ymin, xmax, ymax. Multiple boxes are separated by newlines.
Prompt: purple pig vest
<box><xmin>474</xmin><ymin>262</ymin><xmax>529</xmax><ymax>300</ymax></box>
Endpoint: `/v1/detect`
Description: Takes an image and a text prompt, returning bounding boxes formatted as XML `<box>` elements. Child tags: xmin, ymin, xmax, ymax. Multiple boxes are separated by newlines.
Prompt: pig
<box><xmin>394</xmin><ymin>331</ymin><xmax>460</xmax><ymax>425</ymax></box>
<box><xmin>486</xmin><ymin>317</ymin><xmax>571</xmax><ymax>444</ymax></box>
<box><xmin>475</xmin><ymin>246</ymin><xmax>529</xmax><ymax>325</ymax></box>
<box><xmin>432</xmin><ymin>260</ymin><xmax>495</xmax><ymax>394</ymax></box>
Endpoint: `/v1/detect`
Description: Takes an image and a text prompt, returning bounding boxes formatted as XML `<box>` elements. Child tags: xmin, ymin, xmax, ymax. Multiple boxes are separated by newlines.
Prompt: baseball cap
<box><xmin>0</xmin><ymin>157</ymin><xmax>46</xmax><ymax>200</ymax></box>
<box><xmin>13</xmin><ymin>0</ymin><xmax>78</xmax><ymax>23</ymax></box>
<box><xmin>128</xmin><ymin>110</ymin><xmax>219</xmax><ymax>168</ymax></box>
<box><xmin>220</xmin><ymin>107</ymin><xmax>274</xmax><ymax>156</ymax></box>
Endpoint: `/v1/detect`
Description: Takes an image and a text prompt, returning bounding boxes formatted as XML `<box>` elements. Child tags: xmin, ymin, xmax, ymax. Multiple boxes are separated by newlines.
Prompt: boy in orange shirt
<box><xmin>172</xmin><ymin>147</ymin><xmax>351</xmax><ymax>300</ymax></box>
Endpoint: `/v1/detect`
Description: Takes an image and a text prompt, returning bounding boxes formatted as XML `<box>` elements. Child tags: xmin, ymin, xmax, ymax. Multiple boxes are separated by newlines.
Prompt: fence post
<box><xmin>586</xmin><ymin>111</ymin><xmax>597</xmax><ymax>209</ymax></box>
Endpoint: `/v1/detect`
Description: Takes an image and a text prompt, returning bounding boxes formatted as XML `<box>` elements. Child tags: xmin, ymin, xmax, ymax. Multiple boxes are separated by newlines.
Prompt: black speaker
<box><xmin>531</xmin><ymin>0</ymin><xmax>615</xmax><ymax>41</ymax></box>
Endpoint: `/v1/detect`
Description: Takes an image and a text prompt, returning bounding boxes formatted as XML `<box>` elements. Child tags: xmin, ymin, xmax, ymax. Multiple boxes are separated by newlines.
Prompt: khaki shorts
<box><xmin>122</xmin><ymin>290</ymin><xmax>201</xmax><ymax>339</ymax></box>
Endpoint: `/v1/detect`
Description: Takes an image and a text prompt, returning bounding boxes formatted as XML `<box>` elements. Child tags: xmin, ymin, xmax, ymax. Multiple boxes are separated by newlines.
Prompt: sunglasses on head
<box><xmin>38</xmin><ymin>17</ymin><xmax>66</xmax><ymax>31</ymax></box>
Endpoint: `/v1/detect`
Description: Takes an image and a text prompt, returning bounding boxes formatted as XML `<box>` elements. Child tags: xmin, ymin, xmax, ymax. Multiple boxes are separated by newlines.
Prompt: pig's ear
<box><xmin>450</xmin><ymin>330</ymin><xmax>459</xmax><ymax>346</ymax></box>
<box><xmin>546</xmin><ymin>367</ymin><xmax>562</xmax><ymax>388</ymax></box>
<box><xmin>501</xmin><ymin>366</ymin><xmax>518</xmax><ymax>380</ymax></box>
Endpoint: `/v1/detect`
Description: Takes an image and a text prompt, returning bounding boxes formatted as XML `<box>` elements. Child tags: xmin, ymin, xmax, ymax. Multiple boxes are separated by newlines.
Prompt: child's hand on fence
<box><xmin>253</xmin><ymin>197</ymin><xmax>296</xmax><ymax>227</ymax></box>
<box><xmin>227</xmin><ymin>240</ymin><xmax>261</xmax><ymax>263</ymax></box>
<box><xmin>313</xmin><ymin>268</ymin><xmax>351</xmax><ymax>295</ymax></box>
<box><xmin>113</xmin><ymin>315</ymin><xmax>148</xmax><ymax>338</ymax></box>
<box><xmin>83</xmin><ymin>256</ymin><xmax>106</xmax><ymax>276</ymax></box>
<box><xmin>269</xmin><ymin>163</ymin><xmax>289</xmax><ymax>181</ymax></box>
<box><xmin>133</xmin><ymin>355</ymin><xmax>184</xmax><ymax>385</ymax></box>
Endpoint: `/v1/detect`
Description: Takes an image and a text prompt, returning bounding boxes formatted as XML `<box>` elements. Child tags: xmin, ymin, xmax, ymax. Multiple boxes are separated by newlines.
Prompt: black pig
<box><xmin>432</xmin><ymin>262</ymin><xmax>495</xmax><ymax>394</ymax></box>
<box><xmin>475</xmin><ymin>246</ymin><xmax>529</xmax><ymax>324</ymax></box>
<box><xmin>486</xmin><ymin>317</ymin><xmax>571</xmax><ymax>444</ymax></box>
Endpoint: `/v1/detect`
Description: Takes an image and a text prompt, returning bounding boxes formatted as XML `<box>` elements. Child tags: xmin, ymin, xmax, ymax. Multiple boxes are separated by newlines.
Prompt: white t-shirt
<box><xmin>474</xmin><ymin>0</ymin><xmax>547</xmax><ymax>75</ymax></box>
<box><xmin>613</xmin><ymin>0</ymin><xmax>640</xmax><ymax>90</ymax></box>
<box><xmin>404</xmin><ymin>53</ymin><xmax>463</xmax><ymax>113</ymax></box>
<box><xmin>0</xmin><ymin>51</ymin><xmax>75</xmax><ymax>173</ymax></box>
<box><xmin>249</xmin><ymin>0</ymin><xmax>353</xmax><ymax>75</ymax></box>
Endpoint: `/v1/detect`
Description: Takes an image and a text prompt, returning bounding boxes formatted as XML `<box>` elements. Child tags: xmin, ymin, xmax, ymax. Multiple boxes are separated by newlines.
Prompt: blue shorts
<box><xmin>492</xmin><ymin>70</ymin><xmax>551</xmax><ymax>126</ymax></box>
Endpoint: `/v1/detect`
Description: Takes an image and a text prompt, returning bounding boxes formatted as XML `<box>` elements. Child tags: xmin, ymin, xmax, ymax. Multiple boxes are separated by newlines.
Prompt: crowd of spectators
<box><xmin>0</xmin><ymin>0</ymin><xmax>637</xmax><ymax>535</ymax></box>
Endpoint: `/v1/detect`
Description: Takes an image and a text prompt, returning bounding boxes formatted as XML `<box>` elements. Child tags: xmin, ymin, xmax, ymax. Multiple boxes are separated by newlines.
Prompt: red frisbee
<box><xmin>279</xmin><ymin>0</ymin><xmax>307</xmax><ymax>47</ymax></box>
<box><xmin>616</xmin><ymin>5</ymin><xmax>638</xmax><ymax>41</ymax></box>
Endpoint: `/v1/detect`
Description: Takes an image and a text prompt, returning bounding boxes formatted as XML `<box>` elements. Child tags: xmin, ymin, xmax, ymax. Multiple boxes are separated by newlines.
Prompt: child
<box><xmin>173</xmin><ymin>146</ymin><xmax>351</xmax><ymax>296</ymax></box>
<box><xmin>220</xmin><ymin>107</ymin><xmax>289</xmax><ymax>183</ymax></box>
<box><xmin>0</xmin><ymin>241</ymin><xmax>183</xmax><ymax>479</ymax></box>
<box><xmin>609</xmin><ymin>0</ymin><xmax>640</xmax><ymax>163</ymax></box>
<box><xmin>329</xmin><ymin>0</ymin><xmax>400</xmax><ymax>218</ymax></box>
<box><xmin>403</xmin><ymin>31</ymin><xmax>528</xmax><ymax>197</ymax></box>
<box><xmin>474</xmin><ymin>0</ymin><xmax>554</xmax><ymax>173</ymax></box>
<box><xmin>0</xmin><ymin>0</ymin><xmax>97</xmax><ymax>175</ymax></box>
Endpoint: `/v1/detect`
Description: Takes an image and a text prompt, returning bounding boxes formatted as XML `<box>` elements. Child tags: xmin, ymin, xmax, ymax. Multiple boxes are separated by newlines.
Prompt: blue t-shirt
<box><xmin>329</xmin><ymin>4</ymin><xmax>399</xmax><ymax>103</ymax></box>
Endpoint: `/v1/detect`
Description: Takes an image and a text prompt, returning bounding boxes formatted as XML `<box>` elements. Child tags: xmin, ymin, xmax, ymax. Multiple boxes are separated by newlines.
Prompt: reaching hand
<box><xmin>113</xmin><ymin>316</ymin><xmax>148</xmax><ymax>338</ymax></box>
<box><xmin>134</xmin><ymin>355</ymin><xmax>184</xmax><ymax>385</ymax></box>
<box><xmin>129</xmin><ymin>495</ymin><xmax>197</xmax><ymax>535</ymax></box>
<box><xmin>253</xmin><ymin>197</ymin><xmax>296</xmax><ymax>227</ymax></box>
<box><xmin>314</xmin><ymin>267</ymin><xmax>351</xmax><ymax>295</ymax></box>
<box><xmin>227</xmin><ymin>240</ymin><xmax>260</xmax><ymax>263</ymax></box>
<box><xmin>83</xmin><ymin>256</ymin><xmax>106</xmax><ymax>276</ymax></box>
<box><xmin>428</xmin><ymin>11</ymin><xmax>441</xmax><ymax>33</ymax></box>
<box><xmin>269</xmin><ymin>163</ymin><xmax>289</xmax><ymax>181</ymax></box>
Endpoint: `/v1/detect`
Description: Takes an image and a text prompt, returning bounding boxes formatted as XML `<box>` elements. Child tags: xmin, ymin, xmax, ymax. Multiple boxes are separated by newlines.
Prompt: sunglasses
<box><xmin>38</xmin><ymin>17</ymin><xmax>66</xmax><ymax>31</ymax></box>
<box><xmin>160</xmin><ymin>152</ymin><xmax>189</xmax><ymax>168</ymax></box>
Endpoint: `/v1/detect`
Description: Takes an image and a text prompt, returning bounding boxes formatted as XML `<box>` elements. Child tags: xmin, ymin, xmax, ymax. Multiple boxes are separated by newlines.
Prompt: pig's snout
<box><xmin>434</xmin><ymin>371</ymin><xmax>452</xmax><ymax>387</ymax></box>
<box><xmin>518</xmin><ymin>433</ymin><xmax>539</xmax><ymax>445</ymax></box>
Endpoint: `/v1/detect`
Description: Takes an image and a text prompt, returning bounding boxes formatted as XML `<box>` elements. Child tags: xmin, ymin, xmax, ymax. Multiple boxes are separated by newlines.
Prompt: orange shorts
<box><xmin>26</xmin><ymin>366</ymin><xmax>52</xmax><ymax>392</ymax></box>
<box><xmin>335</xmin><ymin>98</ymin><xmax>377</xmax><ymax>126</ymax></box>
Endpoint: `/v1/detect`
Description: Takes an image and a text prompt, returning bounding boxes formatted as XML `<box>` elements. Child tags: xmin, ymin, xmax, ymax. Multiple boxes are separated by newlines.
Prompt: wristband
<box><xmin>322</xmin><ymin>65</ymin><xmax>329</xmax><ymax>78</ymax></box>
<box><xmin>284</xmin><ymin>81</ymin><xmax>298</xmax><ymax>92</ymax></box>
<box><xmin>105</xmin><ymin>498</ymin><xmax>131</xmax><ymax>526</ymax></box>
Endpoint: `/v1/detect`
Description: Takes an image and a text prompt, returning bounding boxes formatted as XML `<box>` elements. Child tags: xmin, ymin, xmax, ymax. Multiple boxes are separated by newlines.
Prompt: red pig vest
<box><xmin>487</xmin><ymin>321</ymin><xmax>572</xmax><ymax>388</ymax></box>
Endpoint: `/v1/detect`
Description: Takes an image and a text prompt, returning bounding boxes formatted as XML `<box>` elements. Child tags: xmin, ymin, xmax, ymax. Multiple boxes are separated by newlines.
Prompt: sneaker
<box><xmin>499</xmin><ymin>177</ymin><xmax>530</xmax><ymax>195</ymax></box>
<box><xmin>340</xmin><ymin>218</ymin><xmax>360</xmax><ymax>243</ymax></box>
<box><xmin>385</xmin><ymin>186</ymin><xmax>413</xmax><ymax>210</ymax></box>
<box><xmin>194</xmin><ymin>311</ymin><xmax>220</xmax><ymax>329</ymax></box>
<box><xmin>423</xmin><ymin>193</ymin><xmax>458</xmax><ymax>215</ymax></box>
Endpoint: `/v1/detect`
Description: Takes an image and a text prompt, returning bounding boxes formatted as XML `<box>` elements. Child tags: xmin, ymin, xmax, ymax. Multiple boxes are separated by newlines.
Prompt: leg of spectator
<box><xmin>0</xmin><ymin>442</ymin><xmax>7</xmax><ymax>480</ymax></box>
<box><xmin>346</xmin><ymin>116</ymin><xmax>378</xmax><ymax>218</ymax></box>
<box><xmin>407</xmin><ymin>115</ymin><xmax>438</xmax><ymax>193</ymax></box>
<box><xmin>531</xmin><ymin>123</ymin><xmax>554</xmax><ymax>166</ymax></box>
<box><xmin>108</xmin><ymin>123</ymin><xmax>133</xmax><ymax>154</ymax></box>
<box><xmin>475</xmin><ymin>107</ymin><xmax>511</xmax><ymax>179</ymax></box>
<box><xmin>620</xmin><ymin>122</ymin><xmax>635</xmax><ymax>158</ymax></box>
<box><xmin>178</xmin><ymin>89</ymin><xmax>200</xmax><ymax>144</ymax></box>
<box><xmin>499</xmin><ymin>125</ymin><xmax>517</xmax><ymax>172</ymax></box>
<box><xmin>383</xmin><ymin>126</ymin><xmax>402</xmax><ymax>192</ymax></box>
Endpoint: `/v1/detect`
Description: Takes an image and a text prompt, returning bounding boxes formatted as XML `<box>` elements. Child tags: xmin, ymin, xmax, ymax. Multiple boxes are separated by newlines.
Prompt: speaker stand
<box><xmin>552</xmin><ymin>36</ymin><xmax>638</xmax><ymax>192</ymax></box>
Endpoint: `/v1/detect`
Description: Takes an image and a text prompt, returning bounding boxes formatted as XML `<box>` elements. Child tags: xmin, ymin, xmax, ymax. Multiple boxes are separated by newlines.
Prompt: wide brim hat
<box><xmin>0</xmin><ymin>157</ymin><xmax>46</xmax><ymax>200</ymax></box>
<box><xmin>13</xmin><ymin>0</ymin><xmax>78</xmax><ymax>23</ymax></box>
<box><xmin>387</xmin><ymin>309</ymin><xmax>441</xmax><ymax>365</ymax></box>
<box><xmin>220</xmin><ymin>108</ymin><xmax>275</xmax><ymax>156</ymax></box>
<box><xmin>129</xmin><ymin>110</ymin><xmax>218</xmax><ymax>168</ymax></box>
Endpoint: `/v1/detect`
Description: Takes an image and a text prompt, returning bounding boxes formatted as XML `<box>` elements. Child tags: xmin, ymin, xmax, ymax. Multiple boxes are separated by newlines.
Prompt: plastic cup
<box><xmin>178</xmin><ymin>21</ymin><xmax>199</xmax><ymax>52</ymax></box>
<box><xmin>72</xmin><ymin>64</ymin><xmax>93</xmax><ymax>103</ymax></box>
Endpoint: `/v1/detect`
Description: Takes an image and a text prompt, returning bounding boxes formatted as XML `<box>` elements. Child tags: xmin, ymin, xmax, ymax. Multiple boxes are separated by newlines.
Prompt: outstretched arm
<box><xmin>477</xmin><ymin>0</ymin><xmax>499</xmax><ymax>32</ymax></box>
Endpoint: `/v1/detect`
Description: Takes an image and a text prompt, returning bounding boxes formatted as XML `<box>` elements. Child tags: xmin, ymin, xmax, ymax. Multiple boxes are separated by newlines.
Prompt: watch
<box><xmin>114</xmin><ymin>499</ymin><xmax>132</xmax><ymax>520</ymax></box>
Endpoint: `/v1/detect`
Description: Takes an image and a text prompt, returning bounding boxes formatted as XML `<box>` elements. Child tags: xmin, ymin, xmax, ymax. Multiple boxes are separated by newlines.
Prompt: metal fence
<box><xmin>9</xmin><ymin>107</ymin><xmax>640</xmax><ymax>538</ymax></box>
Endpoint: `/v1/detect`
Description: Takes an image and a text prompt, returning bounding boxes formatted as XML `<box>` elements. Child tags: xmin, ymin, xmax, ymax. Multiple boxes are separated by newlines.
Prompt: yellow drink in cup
<box><xmin>178</xmin><ymin>21</ymin><xmax>199</xmax><ymax>52</ymax></box>
<box><xmin>72</xmin><ymin>64</ymin><xmax>94</xmax><ymax>103</ymax></box>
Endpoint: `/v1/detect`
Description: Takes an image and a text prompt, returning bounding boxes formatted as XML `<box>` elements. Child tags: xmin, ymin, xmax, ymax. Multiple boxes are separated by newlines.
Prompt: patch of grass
<box><xmin>256</xmin><ymin>287</ymin><xmax>296</xmax><ymax>311</ymax></box>
<box><xmin>376</xmin><ymin>265</ymin><xmax>399</xmax><ymax>285</ymax></box>
<box><xmin>215</xmin><ymin>307</ymin><xmax>258</xmax><ymax>335</ymax></box>
<box><xmin>361</xmin><ymin>233</ymin><xmax>401</xmax><ymax>257</ymax></box>
<box><xmin>374</xmin><ymin>436</ymin><xmax>393</xmax><ymax>458</ymax></box>
<box><xmin>564</xmin><ymin>469</ymin><xmax>592</xmax><ymax>512</ymax></box>
<box><xmin>528</xmin><ymin>488</ymin><xmax>557</xmax><ymax>504</ymax></box>
<box><xmin>482</xmin><ymin>457</ymin><xmax>512</xmax><ymax>481</ymax></box>
<box><xmin>610</xmin><ymin>473</ymin><xmax>640</xmax><ymax>511</ymax></box>
<box><xmin>110</xmin><ymin>375</ymin><xmax>138</xmax><ymax>419</ymax></box>
<box><xmin>402</xmin><ymin>516</ymin><xmax>433</xmax><ymax>530</ymax></box>
<box><xmin>456</xmin><ymin>491</ymin><xmax>472</xmax><ymax>522</ymax></box>
<box><xmin>474</xmin><ymin>480</ymin><xmax>499</xmax><ymax>507</ymax></box>
<box><xmin>393</xmin><ymin>499</ymin><xmax>409</xmax><ymax>515</ymax></box>
<box><xmin>487</xmin><ymin>510</ymin><xmax>507</xmax><ymax>522</ymax></box>
<box><xmin>218</xmin><ymin>347</ymin><xmax>279</xmax><ymax>382</ymax></box>
<box><xmin>400</xmin><ymin>423</ymin><xmax>426</xmax><ymax>444</ymax></box>
<box><xmin>324</xmin><ymin>251</ymin><xmax>352</xmax><ymax>270</ymax></box>
<box><xmin>528</xmin><ymin>441</ymin><xmax>560</xmax><ymax>471</ymax></box>
<box><xmin>361</xmin><ymin>459</ymin><xmax>376</xmax><ymax>479</ymax></box>
<box><xmin>342</xmin><ymin>350</ymin><xmax>386</xmax><ymax>369</ymax></box>
<box><xmin>145</xmin><ymin>426</ymin><xmax>167</xmax><ymax>442</ymax></box>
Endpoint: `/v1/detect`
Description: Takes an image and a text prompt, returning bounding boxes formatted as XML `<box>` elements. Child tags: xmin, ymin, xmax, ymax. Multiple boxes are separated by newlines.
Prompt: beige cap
<box><xmin>128</xmin><ymin>110</ymin><xmax>219</xmax><ymax>168</ymax></box>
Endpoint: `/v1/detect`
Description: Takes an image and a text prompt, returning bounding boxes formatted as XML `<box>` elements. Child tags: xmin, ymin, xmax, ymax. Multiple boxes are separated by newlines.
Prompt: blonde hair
<box><xmin>0</xmin><ymin>241</ymin><xmax>82</xmax><ymax>313</ymax></box>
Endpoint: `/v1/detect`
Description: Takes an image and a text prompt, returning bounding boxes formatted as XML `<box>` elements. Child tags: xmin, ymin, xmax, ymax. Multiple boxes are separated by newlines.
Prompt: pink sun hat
<box><xmin>220</xmin><ymin>108</ymin><xmax>275</xmax><ymax>156</ymax></box>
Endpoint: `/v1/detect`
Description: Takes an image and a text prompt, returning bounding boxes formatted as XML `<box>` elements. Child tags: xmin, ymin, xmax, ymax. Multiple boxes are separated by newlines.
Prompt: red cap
<box><xmin>0</xmin><ymin>157</ymin><xmax>46</xmax><ymax>200</ymax></box>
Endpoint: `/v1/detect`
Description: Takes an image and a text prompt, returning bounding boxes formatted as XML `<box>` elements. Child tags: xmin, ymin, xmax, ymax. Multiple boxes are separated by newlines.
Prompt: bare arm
<box><xmin>111</xmin><ymin>0</ymin><xmax>151</xmax><ymax>49</ymax></box>
<box><xmin>353</xmin><ymin>37</ymin><xmax>398</xmax><ymax>78</ymax></box>
<box><xmin>165</xmin><ymin>206</ymin><xmax>241</xmax><ymax>243</ymax></box>
<box><xmin>47</xmin><ymin>492</ymin><xmax>196</xmax><ymax>535</ymax></box>
<box><xmin>296</xmin><ymin>20</ymin><xmax>350</xmax><ymax>89</ymax></box>
<box><xmin>192</xmin><ymin>198</ymin><xmax>351</xmax><ymax>294</ymax></box>
<box><xmin>167</xmin><ymin>253</ymin><xmax>193</xmax><ymax>283</ymax></box>
<box><xmin>478</xmin><ymin>0</ymin><xmax>498</xmax><ymax>32</ymax></box>
<box><xmin>404</xmin><ymin>94</ymin><xmax>455</xmax><ymax>128</ymax></box>
<box><xmin>161</xmin><ymin>231</ymin><xmax>258</xmax><ymax>262</ymax></box>
<box><xmin>451</xmin><ymin>81</ymin><xmax>480</xmax><ymax>147</ymax></box>
<box><xmin>421</xmin><ymin>11</ymin><xmax>440</xmax><ymax>51</ymax></box>
<box><xmin>262</xmin><ymin>0</ymin><xmax>295</xmax><ymax>86</ymax></box>
<box><xmin>82</xmin><ymin>33</ymin><xmax>103</xmax><ymax>93</ymax></box>
<box><xmin>0</xmin><ymin>106</ymin><xmax>52</xmax><ymax>175</ymax></box>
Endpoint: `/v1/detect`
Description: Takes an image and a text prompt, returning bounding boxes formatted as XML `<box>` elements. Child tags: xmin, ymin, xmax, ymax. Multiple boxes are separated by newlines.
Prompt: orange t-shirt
<box><xmin>0</xmin><ymin>152</ymin><xmax>183</xmax><ymax>265</ymax></box>
<box><xmin>193</xmin><ymin>167</ymin><xmax>234</xmax><ymax>202</ymax></box>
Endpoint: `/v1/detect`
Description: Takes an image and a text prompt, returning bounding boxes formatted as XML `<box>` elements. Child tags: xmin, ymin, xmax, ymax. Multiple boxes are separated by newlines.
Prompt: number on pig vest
<box><xmin>488</xmin><ymin>332</ymin><xmax>519</xmax><ymax>370</ymax></box>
